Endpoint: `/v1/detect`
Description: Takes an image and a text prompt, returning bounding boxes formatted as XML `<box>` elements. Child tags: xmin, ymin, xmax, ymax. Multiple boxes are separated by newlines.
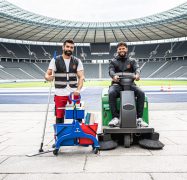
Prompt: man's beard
<box><xmin>118</xmin><ymin>52</ymin><xmax>126</xmax><ymax>58</ymax></box>
<box><xmin>64</xmin><ymin>50</ymin><xmax>73</xmax><ymax>56</ymax></box>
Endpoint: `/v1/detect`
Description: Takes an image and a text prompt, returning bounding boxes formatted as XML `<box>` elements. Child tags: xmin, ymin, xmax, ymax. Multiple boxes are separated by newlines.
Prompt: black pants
<box><xmin>109</xmin><ymin>84</ymin><xmax>145</xmax><ymax>119</ymax></box>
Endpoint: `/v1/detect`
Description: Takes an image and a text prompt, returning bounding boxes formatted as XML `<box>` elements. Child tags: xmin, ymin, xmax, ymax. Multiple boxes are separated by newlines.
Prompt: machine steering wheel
<box><xmin>117</xmin><ymin>72</ymin><xmax>136</xmax><ymax>80</ymax></box>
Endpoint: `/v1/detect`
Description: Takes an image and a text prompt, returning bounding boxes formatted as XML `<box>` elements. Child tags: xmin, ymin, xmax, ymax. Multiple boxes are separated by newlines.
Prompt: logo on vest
<box><xmin>73</xmin><ymin>64</ymin><xmax>77</xmax><ymax>70</ymax></box>
<box><xmin>127</xmin><ymin>64</ymin><xmax>131</xmax><ymax>69</ymax></box>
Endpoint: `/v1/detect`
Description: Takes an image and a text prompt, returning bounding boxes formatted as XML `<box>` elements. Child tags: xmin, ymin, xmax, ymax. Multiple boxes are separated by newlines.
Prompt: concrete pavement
<box><xmin>0</xmin><ymin>103</ymin><xmax>187</xmax><ymax>180</ymax></box>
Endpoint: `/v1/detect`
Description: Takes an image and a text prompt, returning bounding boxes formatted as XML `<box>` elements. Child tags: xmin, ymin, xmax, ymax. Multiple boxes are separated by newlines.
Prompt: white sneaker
<box><xmin>137</xmin><ymin>118</ymin><xmax>148</xmax><ymax>127</ymax></box>
<box><xmin>108</xmin><ymin>117</ymin><xmax>120</xmax><ymax>127</ymax></box>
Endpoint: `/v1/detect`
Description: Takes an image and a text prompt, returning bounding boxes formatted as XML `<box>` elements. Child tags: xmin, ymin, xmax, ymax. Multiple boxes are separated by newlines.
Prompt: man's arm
<box><xmin>109</xmin><ymin>60</ymin><xmax>116</xmax><ymax>78</ymax></box>
<box><xmin>74</xmin><ymin>70</ymin><xmax>85</xmax><ymax>95</ymax></box>
<box><xmin>44</xmin><ymin>69</ymin><xmax>54</xmax><ymax>81</ymax></box>
<box><xmin>44</xmin><ymin>58</ymin><xmax>55</xmax><ymax>81</ymax></box>
<box><xmin>109</xmin><ymin>60</ymin><xmax>119</xmax><ymax>82</ymax></box>
<box><xmin>132</xmin><ymin>59</ymin><xmax>141</xmax><ymax>81</ymax></box>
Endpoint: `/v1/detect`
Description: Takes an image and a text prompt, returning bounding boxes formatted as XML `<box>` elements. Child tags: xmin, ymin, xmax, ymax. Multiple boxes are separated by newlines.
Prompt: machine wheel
<box><xmin>93</xmin><ymin>148</ymin><xmax>99</xmax><ymax>154</ymax></box>
<box><xmin>124</xmin><ymin>134</ymin><xmax>131</xmax><ymax>148</ymax></box>
<box><xmin>130</xmin><ymin>134</ymin><xmax>134</xmax><ymax>145</ymax></box>
<box><xmin>53</xmin><ymin>149</ymin><xmax>59</xmax><ymax>156</ymax></box>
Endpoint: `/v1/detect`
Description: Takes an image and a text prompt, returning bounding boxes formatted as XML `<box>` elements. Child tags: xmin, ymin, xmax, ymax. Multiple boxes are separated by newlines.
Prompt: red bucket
<box><xmin>79</xmin><ymin>123</ymin><xmax>98</xmax><ymax>145</ymax></box>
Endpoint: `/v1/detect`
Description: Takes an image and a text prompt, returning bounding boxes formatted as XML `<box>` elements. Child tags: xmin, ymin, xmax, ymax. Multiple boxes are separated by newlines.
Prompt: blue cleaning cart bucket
<box><xmin>54</xmin><ymin>124</ymin><xmax>77</xmax><ymax>146</ymax></box>
<box><xmin>65</xmin><ymin>109</ymin><xmax>85</xmax><ymax>119</ymax></box>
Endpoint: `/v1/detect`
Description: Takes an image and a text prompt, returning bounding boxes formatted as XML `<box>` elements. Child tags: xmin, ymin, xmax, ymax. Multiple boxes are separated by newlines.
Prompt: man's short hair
<box><xmin>117</xmin><ymin>41</ymin><xmax>128</xmax><ymax>49</ymax></box>
<box><xmin>63</xmin><ymin>39</ymin><xmax>74</xmax><ymax>46</ymax></box>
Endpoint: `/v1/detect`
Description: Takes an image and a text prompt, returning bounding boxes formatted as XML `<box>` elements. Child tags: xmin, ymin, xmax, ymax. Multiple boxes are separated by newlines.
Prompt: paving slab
<box><xmin>151</xmin><ymin>173</ymin><xmax>187</xmax><ymax>180</ymax></box>
<box><xmin>99</xmin><ymin>146</ymin><xmax>152</xmax><ymax>156</ymax></box>
<box><xmin>0</xmin><ymin>174</ymin><xmax>7</xmax><ymax>180</ymax></box>
<box><xmin>85</xmin><ymin>156</ymin><xmax>187</xmax><ymax>173</ymax></box>
<box><xmin>0</xmin><ymin>156</ymin><xmax>85</xmax><ymax>173</ymax></box>
<box><xmin>0</xmin><ymin>156</ymin><xmax>9</xmax><ymax>164</ymax></box>
<box><xmin>3</xmin><ymin>173</ymin><xmax>152</xmax><ymax>180</ymax></box>
<box><xmin>150</xmin><ymin>145</ymin><xmax>187</xmax><ymax>156</ymax></box>
<box><xmin>0</xmin><ymin>145</ymin><xmax>40</xmax><ymax>156</ymax></box>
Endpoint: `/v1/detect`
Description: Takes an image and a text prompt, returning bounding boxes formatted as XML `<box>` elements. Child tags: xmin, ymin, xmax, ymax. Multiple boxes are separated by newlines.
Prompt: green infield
<box><xmin>84</xmin><ymin>80</ymin><xmax>187</xmax><ymax>86</ymax></box>
<box><xmin>0</xmin><ymin>80</ymin><xmax>186</xmax><ymax>88</ymax></box>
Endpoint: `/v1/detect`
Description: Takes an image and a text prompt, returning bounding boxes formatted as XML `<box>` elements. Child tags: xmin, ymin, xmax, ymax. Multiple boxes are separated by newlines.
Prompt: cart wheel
<box><xmin>53</xmin><ymin>149</ymin><xmax>59</xmax><ymax>156</ymax></box>
<box><xmin>52</xmin><ymin>144</ymin><xmax>56</xmax><ymax>148</ymax></box>
<box><xmin>124</xmin><ymin>134</ymin><xmax>131</xmax><ymax>148</ymax></box>
<box><xmin>93</xmin><ymin>148</ymin><xmax>99</xmax><ymax>154</ymax></box>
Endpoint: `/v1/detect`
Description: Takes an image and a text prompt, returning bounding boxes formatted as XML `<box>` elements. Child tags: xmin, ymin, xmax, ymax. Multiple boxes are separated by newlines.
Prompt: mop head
<box><xmin>99</xmin><ymin>140</ymin><xmax>118</xmax><ymax>150</ymax></box>
<box><xmin>139</xmin><ymin>139</ymin><xmax>164</xmax><ymax>150</ymax></box>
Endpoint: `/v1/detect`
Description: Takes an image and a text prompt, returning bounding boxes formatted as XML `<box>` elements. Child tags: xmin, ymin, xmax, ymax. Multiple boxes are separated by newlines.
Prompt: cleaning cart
<box><xmin>53</xmin><ymin>93</ymin><xmax>100</xmax><ymax>155</ymax></box>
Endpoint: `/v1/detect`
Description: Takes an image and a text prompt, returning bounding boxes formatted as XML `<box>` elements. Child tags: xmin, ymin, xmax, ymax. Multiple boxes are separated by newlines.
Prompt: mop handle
<box><xmin>41</xmin><ymin>78</ymin><xmax>53</xmax><ymax>143</ymax></box>
<box><xmin>39</xmin><ymin>52</ymin><xmax>56</xmax><ymax>152</ymax></box>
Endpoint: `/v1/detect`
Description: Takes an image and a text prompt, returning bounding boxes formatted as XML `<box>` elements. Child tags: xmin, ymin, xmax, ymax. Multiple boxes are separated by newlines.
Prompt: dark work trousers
<box><xmin>108</xmin><ymin>84</ymin><xmax>145</xmax><ymax>119</ymax></box>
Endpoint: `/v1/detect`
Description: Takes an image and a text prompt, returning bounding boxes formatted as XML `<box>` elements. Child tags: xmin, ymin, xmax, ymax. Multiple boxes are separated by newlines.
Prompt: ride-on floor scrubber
<box><xmin>100</xmin><ymin>73</ymin><xmax>164</xmax><ymax>149</ymax></box>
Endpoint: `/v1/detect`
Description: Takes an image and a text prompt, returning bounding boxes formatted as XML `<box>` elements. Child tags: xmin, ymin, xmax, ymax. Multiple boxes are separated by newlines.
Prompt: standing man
<box><xmin>108</xmin><ymin>42</ymin><xmax>147</xmax><ymax>127</ymax></box>
<box><xmin>45</xmin><ymin>39</ymin><xmax>85</xmax><ymax>124</ymax></box>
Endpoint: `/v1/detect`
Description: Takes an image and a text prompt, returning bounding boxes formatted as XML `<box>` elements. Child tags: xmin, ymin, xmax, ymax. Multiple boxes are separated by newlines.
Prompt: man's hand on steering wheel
<box><xmin>113</xmin><ymin>75</ymin><xmax>120</xmax><ymax>82</ymax></box>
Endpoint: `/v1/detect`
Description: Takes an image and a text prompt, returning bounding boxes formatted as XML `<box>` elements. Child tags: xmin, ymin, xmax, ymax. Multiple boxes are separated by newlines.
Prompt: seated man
<box><xmin>108</xmin><ymin>41</ymin><xmax>147</xmax><ymax>127</ymax></box>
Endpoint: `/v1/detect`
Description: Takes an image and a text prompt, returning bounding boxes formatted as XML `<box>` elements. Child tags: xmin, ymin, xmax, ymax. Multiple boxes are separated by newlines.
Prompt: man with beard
<box><xmin>108</xmin><ymin>42</ymin><xmax>147</xmax><ymax>127</ymax></box>
<box><xmin>45</xmin><ymin>39</ymin><xmax>85</xmax><ymax>124</ymax></box>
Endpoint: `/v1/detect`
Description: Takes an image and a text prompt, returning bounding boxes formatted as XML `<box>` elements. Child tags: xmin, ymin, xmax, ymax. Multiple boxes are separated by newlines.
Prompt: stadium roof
<box><xmin>0</xmin><ymin>0</ymin><xmax>187</xmax><ymax>43</ymax></box>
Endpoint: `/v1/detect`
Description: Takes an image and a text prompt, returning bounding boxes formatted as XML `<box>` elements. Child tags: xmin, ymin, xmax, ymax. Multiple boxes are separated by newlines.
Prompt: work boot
<box><xmin>56</xmin><ymin>117</ymin><xmax>64</xmax><ymax>124</ymax></box>
<box><xmin>137</xmin><ymin>118</ymin><xmax>148</xmax><ymax>127</ymax></box>
<box><xmin>108</xmin><ymin>117</ymin><xmax>120</xmax><ymax>127</ymax></box>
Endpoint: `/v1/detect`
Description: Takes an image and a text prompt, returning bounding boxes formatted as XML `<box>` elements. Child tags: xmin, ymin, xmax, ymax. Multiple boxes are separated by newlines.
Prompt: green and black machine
<box><xmin>102</xmin><ymin>89</ymin><xmax>149</xmax><ymax>126</ymax></box>
<box><xmin>99</xmin><ymin>73</ymin><xmax>164</xmax><ymax>149</ymax></box>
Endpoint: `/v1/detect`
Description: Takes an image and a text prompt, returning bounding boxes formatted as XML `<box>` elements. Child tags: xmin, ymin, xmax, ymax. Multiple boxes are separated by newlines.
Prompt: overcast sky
<box><xmin>7</xmin><ymin>0</ymin><xmax>187</xmax><ymax>22</ymax></box>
